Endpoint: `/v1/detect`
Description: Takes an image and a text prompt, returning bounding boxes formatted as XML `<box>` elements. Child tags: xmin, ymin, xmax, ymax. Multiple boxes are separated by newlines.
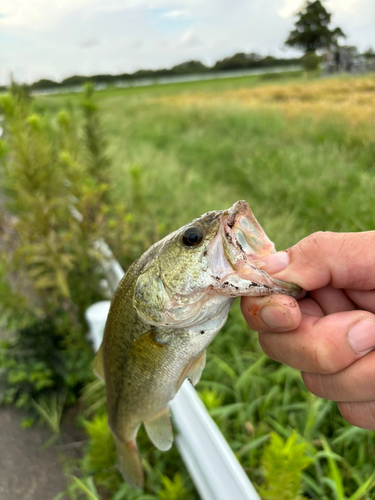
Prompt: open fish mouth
<box><xmin>208</xmin><ymin>201</ymin><xmax>301</xmax><ymax>297</ymax></box>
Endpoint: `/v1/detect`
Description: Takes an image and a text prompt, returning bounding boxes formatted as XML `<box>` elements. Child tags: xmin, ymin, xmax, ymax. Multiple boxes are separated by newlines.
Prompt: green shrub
<box><xmin>301</xmin><ymin>52</ymin><xmax>321</xmax><ymax>72</ymax></box>
<box><xmin>258</xmin><ymin>431</ymin><xmax>312</xmax><ymax>500</ymax></box>
<box><xmin>0</xmin><ymin>84</ymin><xmax>142</xmax><ymax>419</ymax></box>
<box><xmin>0</xmin><ymin>313</ymin><xmax>93</xmax><ymax>413</ymax></box>
<box><xmin>158</xmin><ymin>473</ymin><xmax>188</xmax><ymax>500</ymax></box>
<box><xmin>81</xmin><ymin>412</ymin><xmax>122</xmax><ymax>492</ymax></box>
<box><xmin>0</xmin><ymin>84</ymin><xmax>136</xmax><ymax>322</ymax></box>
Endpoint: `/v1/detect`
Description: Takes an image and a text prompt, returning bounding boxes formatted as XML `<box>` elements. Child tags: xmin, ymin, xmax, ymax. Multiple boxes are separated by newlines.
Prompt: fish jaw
<box><xmin>221</xmin><ymin>200</ymin><xmax>275</xmax><ymax>269</ymax></box>
<box><xmin>208</xmin><ymin>200</ymin><xmax>301</xmax><ymax>297</ymax></box>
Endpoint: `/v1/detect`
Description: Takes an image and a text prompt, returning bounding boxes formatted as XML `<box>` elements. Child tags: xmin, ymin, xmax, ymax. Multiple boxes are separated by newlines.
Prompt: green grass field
<box><xmin>42</xmin><ymin>73</ymin><xmax>375</xmax><ymax>499</ymax></box>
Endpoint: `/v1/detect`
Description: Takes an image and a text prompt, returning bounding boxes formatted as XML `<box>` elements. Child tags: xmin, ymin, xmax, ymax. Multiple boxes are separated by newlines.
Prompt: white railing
<box><xmin>85</xmin><ymin>242</ymin><xmax>261</xmax><ymax>500</ymax></box>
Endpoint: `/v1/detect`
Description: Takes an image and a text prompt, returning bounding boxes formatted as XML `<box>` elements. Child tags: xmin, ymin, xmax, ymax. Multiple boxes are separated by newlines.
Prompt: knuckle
<box><xmin>297</xmin><ymin>231</ymin><xmax>330</xmax><ymax>255</ymax></box>
<box><xmin>312</xmin><ymin>341</ymin><xmax>333</xmax><ymax>374</ymax></box>
<box><xmin>291</xmin><ymin>231</ymin><xmax>332</xmax><ymax>272</ymax></box>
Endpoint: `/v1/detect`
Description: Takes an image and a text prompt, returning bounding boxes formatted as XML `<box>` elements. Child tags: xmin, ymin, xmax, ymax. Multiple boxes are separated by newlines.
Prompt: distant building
<box><xmin>323</xmin><ymin>46</ymin><xmax>375</xmax><ymax>74</ymax></box>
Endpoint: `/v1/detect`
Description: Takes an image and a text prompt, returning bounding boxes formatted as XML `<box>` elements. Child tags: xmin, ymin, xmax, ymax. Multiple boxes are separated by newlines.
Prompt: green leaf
<box><xmin>348</xmin><ymin>470</ymin><xmax>375</xmax><ymax>500</ymax></box>
<box><xmin>320</xmin><ymin>436</ymin><xmax>345</xmax><ymax>500</ymax></box>
<box><xmin>72</xmin><ymin>476</ymin><xmax>99</xmax><ymax>500</ymax></box>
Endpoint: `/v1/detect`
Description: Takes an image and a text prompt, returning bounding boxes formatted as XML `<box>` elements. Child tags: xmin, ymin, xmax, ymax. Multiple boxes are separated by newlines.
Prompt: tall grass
<box><xmin>40</xmin><ymin>74</ymin><xmax>375</xmax><ymax>498</ymax></box>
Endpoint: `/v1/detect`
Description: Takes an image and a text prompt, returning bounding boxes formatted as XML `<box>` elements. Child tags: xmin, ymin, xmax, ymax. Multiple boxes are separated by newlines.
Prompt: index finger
<box><xmin>261</xmin><ymin>231</ymin><xmax>375</xmax><ymax>292</ymax></box>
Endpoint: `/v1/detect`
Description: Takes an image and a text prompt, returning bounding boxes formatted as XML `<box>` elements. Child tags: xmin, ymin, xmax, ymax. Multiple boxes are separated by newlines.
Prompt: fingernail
<box><xmin>260</xmin><ymin>305</ymin><xmax>293</xmax><ymax>329</ymax></box>
<box><xmin>261</xmin><ymin>251</ymin><xmax>290</xmax><ymax>274</ymax></box>
<box><xmin>348</xmin><ymin>320</ymin><xmax>375</xmax><ymax>353</ymax></box>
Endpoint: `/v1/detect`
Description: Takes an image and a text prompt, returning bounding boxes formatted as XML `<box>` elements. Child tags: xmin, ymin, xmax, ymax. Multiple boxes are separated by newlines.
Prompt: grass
<box><xmin>94</xmin><ymin>72</ymin><xmax>375</xmax><ymax>241</ymax></box>
<box><xmin>39</xmin><ymin>72</ymin><xmax>375</xmax><ymax>499</ymax></box>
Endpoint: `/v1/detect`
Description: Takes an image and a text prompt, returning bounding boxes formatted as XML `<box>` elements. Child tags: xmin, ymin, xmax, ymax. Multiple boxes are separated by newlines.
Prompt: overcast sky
<box><xmin>0</xmin><ymin>0</ymin><xmax>374</xmax><ymax>85</ymax></box>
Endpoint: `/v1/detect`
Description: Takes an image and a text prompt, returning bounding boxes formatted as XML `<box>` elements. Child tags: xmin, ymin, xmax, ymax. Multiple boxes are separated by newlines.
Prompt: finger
<box><xmin>346</xmin><ymin>289</ymin><xmax>375</xmax><ymax>314</ymax></box>
<box><xmin>337</xmin><ymin>401</ymin><xmax>375</xmax><ymax>431</ymax></box>
<box><xmin>260</xmin><ymin>231</ymin><xmax>375</xmax><ymax>291</ymax></box>
<box><xmin>309</xmin><ymin>285</ymin><xmax>357</xmax><ymax>315</ymax></box>
<box><xmin>258</xmin><ymin>311</ymin><xmax>375</xmax><ymax>374</ymax></box>
<box><xmin>298</xmin><ymin>297</ymin><xmax>324</xmax><ymax>317</ymax></box>
<box><xmin>302</xmin><ymin>350</ymin><xmax>375</xmax><ymax>401</ymax></box>
<box><xmin>241</xmin><ymin>295</ymin><xmax>301</xmax><ymax>333</ymax></box>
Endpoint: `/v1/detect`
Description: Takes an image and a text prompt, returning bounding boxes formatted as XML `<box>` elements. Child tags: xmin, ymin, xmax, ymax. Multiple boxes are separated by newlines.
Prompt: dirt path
<box><xmin>0</xmin><ymin>407</ymin><xmax>69</xmax><ymax>500</ymax></box>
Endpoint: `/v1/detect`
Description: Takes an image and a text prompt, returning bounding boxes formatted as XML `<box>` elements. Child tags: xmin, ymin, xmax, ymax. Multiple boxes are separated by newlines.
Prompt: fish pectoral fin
<box><xmin>144</xmin><ymin>406</ymin><xmax>173</xmax><ymax>451</ymax></box>
<box><xmin>188</xmin><ymin>350</ymin><xmax>206</xmax><ymax>386</ymax></box>
<box><xmin>93</xmin><ymin>344</ymin><xmax>105</xmax><ymax>380</ymax></box>
<box><xmin>113</xmin><ymin>433</ymin><xmax>144</xmax><ymax>490</ymax></box>
<box><xmin>177</xmin><ymin>350</ymin><xmax>206</xmax><ymax>391</ymax></box>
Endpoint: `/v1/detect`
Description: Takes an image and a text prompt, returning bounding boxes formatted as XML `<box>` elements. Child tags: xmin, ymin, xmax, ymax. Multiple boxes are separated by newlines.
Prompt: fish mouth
<box><xmin>208</xmin><ymin>201</ymin><xmax>301</xmax><ymax>297</ymax></box>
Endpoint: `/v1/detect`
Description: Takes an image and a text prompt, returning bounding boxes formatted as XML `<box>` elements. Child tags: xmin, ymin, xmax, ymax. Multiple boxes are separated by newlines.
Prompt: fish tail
<box><xmin>113</xmin><ymin>433</ymin><xmax>144</xmax><ymax>490</ymax></box>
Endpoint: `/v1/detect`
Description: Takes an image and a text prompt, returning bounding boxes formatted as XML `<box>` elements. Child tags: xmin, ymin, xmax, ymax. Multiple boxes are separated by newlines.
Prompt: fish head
<box><xmin>133</xmin><ymin>209</ymin><xmax>222</xmax><ymax>326</ymax></box>
<box><xmin>206</xmin><ymin>200</ymin><xmax>301</xmax><ymax>297</ymax></box>
<box><xmin>134</xmin><ymin>201</ymin><xmax>300</xmax><ymax>328</ymax></box>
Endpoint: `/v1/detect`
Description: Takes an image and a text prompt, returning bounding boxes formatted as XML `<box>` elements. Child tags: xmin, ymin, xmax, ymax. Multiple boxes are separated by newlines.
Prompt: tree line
<box><xmin>3</xmin><ymin>54</ymin><xmax>301</xmax><ymax>93</ymax></box>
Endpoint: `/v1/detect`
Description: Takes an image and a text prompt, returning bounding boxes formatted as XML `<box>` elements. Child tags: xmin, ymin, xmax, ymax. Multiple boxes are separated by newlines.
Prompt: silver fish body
<box><xmin>95</xmin><ymin>201</ymin><xmax>301</xmax><ymax>488</ymax></box>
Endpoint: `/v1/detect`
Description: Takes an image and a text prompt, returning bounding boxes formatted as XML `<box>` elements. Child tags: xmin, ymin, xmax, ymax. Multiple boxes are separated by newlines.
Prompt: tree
<box><xmin>285</xmin><ymin>1</ymin><xmax>345</xmax><ymax>53</ymax></box>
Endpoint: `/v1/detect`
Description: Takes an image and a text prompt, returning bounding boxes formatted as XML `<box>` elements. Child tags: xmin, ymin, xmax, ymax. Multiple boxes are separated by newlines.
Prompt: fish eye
<box><xmin>182</xmin><ymin>226</ymin><xmax>204</xmax><ymax>247</ymax></box>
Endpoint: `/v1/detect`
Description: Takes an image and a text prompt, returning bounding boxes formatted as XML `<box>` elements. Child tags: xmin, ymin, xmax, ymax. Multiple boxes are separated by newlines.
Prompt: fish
<box><xmin>94</xmin><ymin>200</ymin><xmax>301</xmax><ymax>489</ymax></box>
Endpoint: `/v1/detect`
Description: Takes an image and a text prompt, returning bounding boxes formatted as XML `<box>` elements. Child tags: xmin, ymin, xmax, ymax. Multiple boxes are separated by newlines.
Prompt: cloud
<box><xmin>1</xmin><ymin>0</ymin><xmax>374</xmax><ymax>85</ymax></box>
<box><xmin>162</xmin><ymin>9</ymin><xmax>191</xmax><ymax>18</ymax></box>
<box><xmin>278</xmin><ymin>0</ymin><xmax>305</xmax><ymax>19</ymax></box>
<box><xmin>79</xmin><ymin>38</ymin><xmax>100</xmax><ymax>48</ymax></box>
<box><xmin>178</xmin><ymin>28</ymin><xmax>200</xmax><ymax>48</ymax></box>
<box><xmin>0</xmin><ymin>0</ymin><xmax>90</xmax><ymax>27</ymax></box>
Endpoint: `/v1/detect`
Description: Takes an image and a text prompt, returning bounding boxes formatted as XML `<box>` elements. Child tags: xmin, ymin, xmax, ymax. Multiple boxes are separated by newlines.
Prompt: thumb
<box><xmin>261</xmin><ymin>231</ymin><xmax>375</xmax><ymax>291</ymax></box>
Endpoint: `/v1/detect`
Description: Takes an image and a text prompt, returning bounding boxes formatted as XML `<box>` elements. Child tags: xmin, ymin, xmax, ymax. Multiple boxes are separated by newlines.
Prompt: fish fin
<box><xmin>175</xmin><ymin>350</ymin><xmax>206</xmax><ymax>392</ymax></box>
<box><xmin>93</xmin><ymin>344</ymin><xmax>105</xmax><ymax>380</ymax></box>
<box><xmin>144</xmin><ymin>406</ymin><xmax>173</xmax><ymax>451</ymax></box>
<box><xmin>187</xmin><ymin>350</ymin><xmax>206</xmax><ymax>386</ymax></box>
<box><xmin>113</xmin><ymin>433</ymin><xmax>144</xmax><ymax>490</ymax></box>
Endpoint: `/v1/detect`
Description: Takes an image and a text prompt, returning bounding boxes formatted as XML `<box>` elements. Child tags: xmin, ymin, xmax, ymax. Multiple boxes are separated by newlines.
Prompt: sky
<box><xmin>0</xmin><ymin>0</ymin><xmax>374</xmax><ymax>85</ymax></box>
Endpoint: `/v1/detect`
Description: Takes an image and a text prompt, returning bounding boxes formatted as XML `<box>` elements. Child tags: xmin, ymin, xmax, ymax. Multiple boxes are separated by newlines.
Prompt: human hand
<box><xmin>241</xmin><ymin>231</ymin><xmax>375</xmax><ymax>430</ymax></box>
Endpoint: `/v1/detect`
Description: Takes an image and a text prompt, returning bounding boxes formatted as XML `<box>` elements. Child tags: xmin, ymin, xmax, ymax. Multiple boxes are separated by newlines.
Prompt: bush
<box><xmin>0</xmin><ymin>313</ymin><xmax>93</xmax><ymax>413</ymax></box>
<box><xmin>258</xmin><ymin>432</ymin><xmax>312</xmax><ymax>500</ymax></box>
<box><xmin>0</xmin><ymin>83</ymin><xmax>141</xmax><ymax>421</ymax></box>
<box><xmin>301</xmin><ymin>52</ymin><xmax>320</xmax><ymax>72</ymax></box>
<box><xmin>0</xmin><ymin>83</ymin><xmax>137</xmax><ymax>319</ymax></box>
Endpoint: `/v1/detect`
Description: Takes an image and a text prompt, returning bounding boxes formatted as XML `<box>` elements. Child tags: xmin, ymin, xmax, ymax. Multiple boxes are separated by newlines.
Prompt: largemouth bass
<box><xmin>94</xmin><ymin>200</ymin><xmax>300</xmax><ymax>488</ymax></box>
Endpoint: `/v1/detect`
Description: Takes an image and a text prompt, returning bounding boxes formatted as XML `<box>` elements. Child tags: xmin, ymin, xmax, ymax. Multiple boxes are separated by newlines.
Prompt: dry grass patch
<box><xmin>156</xmin><ymin>75</ymin><xmax>375</xmax><ymax>127</ymax></box>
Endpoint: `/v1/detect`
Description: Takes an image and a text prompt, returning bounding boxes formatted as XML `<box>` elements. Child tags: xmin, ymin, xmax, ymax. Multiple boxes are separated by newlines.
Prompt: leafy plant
<box><xmin>258</xmin><ymin>431</ymin><xmax>313</xmax><ymax>500</ymax></box>
<box><xmin>33</xmin><ymin>394</ymin><xmax>65</xmax><ymax>448</ymax></box>
<box><xmin>0</xmin><ymin>83</ymin><xmax>145</xmax><ymax>425</ymax></box>
<box><xmin>158</xmin><ymin>473</ymin><xmax>188</xmax><ymax>500</ymax></box>
<box><xmin>0</xmin><ymin>84</ymin><xmax>133</xmax><ymax>321</ymax></box>
<box><xmin>0</xmin><ymin>313</ymin><xmax>93</xmax><ymax>413</ymax></box>
<box><xmin>198</xmin><ymin>388</ymin><xmax>225</xmax><ymax>409</ymax></box>
<box><xmin>81</xmin><ymin>412</ymin><xmax>121</xmax><ymax>491</ymax></box>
